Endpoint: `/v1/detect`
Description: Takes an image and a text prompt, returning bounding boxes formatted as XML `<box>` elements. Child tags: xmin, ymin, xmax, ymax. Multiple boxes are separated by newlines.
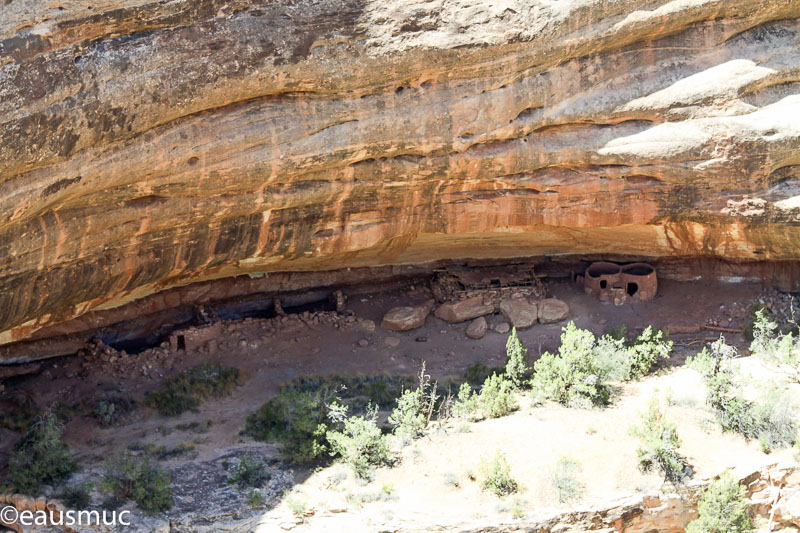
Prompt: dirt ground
<box><xmin>1</xmin><ymin>276</ymin><xmax>795</xmax><ymax>531</ymax></box>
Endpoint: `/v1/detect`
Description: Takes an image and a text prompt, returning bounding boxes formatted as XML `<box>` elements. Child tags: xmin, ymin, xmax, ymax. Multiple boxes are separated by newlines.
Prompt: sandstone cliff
<box><xmin>1</xmin><ymin>0</ymin><xmax>800</xmax><ymax>350</ymax></box>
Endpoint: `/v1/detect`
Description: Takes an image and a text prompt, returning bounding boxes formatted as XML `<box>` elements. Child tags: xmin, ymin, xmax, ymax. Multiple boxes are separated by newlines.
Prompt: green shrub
<box><xmin>625</xmin><ymin>326</ymin><xmax>672</xmax><ymax>379</ymax></box>
<box><xmin>462</xmin><ymin>362</ymin><xmax>502</xmax><ymax>387</ymax></box>
<box><xmin>750</xmin><ymin>308</ymin><xmax>800</xmax><ymax>382</ymax></box>
<box><xmin>8</xmin><ymin>411</ymin><xmax>76</xmax><ymax>494</ymax></box>
<box><xmin>92</xmin><ymin>395</ymin><xmax>137</xmax><ymax>427</ymax></box>
<box><xmin>595</xmin><ymin>326</ymin><xmax>672</xmax><ymax>381</ymax></box>
<box><xmin>551</xmin><ymin>457</ymin><xmax>583</xmax><ymax>503</ymax></box>
<box><xmin>531</xmin><ymin>322</ymin><xmax>610</xmax><ymax>407</ymax></box>
<box><xmin>452</xmin><ymin>382</ymin><xmax>480</xmax><ymax>419</ymax></box>
<box><xmin>59</xmin><ymin>482</ymin><xmax>92</xmax><ymax>509</ymax></box>
<box><xmin>685</xmin><ymin>471</ymin><xmax>753</xmax><ymax>533</ymax></box>
<box><xmin>246</xmin><ymin>489</ymin><xmax>264</xmax><ymax>508</ymax></box>
<box><xmin>388</xmin><ymin>388</ymin><xmax>426</xmax><ymax>441</ymax></box>
<box><xmin>478</xmin><ymin>373</ymin><xmax>519</xmax><ymax>419</ymax></box>
<box><xmin>227</xmin><ymin>453</ymin><xmax>269</xmax><ymax>488</ymax></box>
<box><xmin>505</xmin><ymin>328</ymin><xmax>530</xmax><ymax>388</ymax></box>
<box><xmin>479</xmin><ymin>450</ymin><xmax>518</xmax><ymax>496</ymax></box>
<box><xmin>145</xmin><ymin>364</ymin><xmax>244</xmax><ymax>416</ymax></box>
<box><xmin>630</xmin><ymin>397</ymin><xmax>689</xmax><ymax>485</ymax></box>
<box><xmin>243</xmin><ymin>388</ymin><xmax>330</xmax><ymax>463</ymax></box>
<box><xmin>388</xmin><ymin>363</ymin><xmax>438</xmax><ymax>442</ymax></box>
<box><xmin>278</xmin><ymin>374</ymin><xmax>416</xmax><ymax>410</ymax></box>
<box><xmin>326</xmin><ymin>405</ymin><xmax>395</xmax><ymax>480</ymax></box>
<box><xmin>102</xmin><ymin>454</ymin><xmax>173</xmax><ymax>514</ymax></box>
<box><xmin>689</xmin><ymin>336</ymin><xmax>797</xmax><ymax>451</ymax></box>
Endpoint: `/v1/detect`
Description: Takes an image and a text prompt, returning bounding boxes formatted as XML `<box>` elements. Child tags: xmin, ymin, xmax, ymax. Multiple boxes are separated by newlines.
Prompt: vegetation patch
<box><xmin>92</xmin><ymin>394</ymin><xmax>137</xmax><ymax>427</ymax></box>
<box><xmin>750</xmin><ymin>308</ymin><xmax>800</xmax><ymax>382</ymax></box>
<box><xmin>102</xmin><ymin>454</ymin><xmax>173</xmax><ymax>514</ymax></box>
<box><xmin>630</xmin><ymin>397</ymin><xmax>690</xmax><ymax>485</ymax></box>
<box><xmin>689</xmin><ymin>336</ymin><xmax>798</xmax><ymax>452</ymax></box>
<box><xmin>479</xmin><ymin>450</ymin><xmax>518</xmax><ymax>496</ymax></box>
<box><xmin>227</xmin><ymin>453</ymin><xmax>269</xmax><ymax>488</ymax></box>
<box><xmin>7</xmin><ymin>411</ymin><xmax>76</xmax><ymax>494</ymax></box>
<box><xmin>686</xmin><ymin>471</ymin><xmax>753</xmax><ymax>533</ymax></box>
<box><xmin>327</xmin><ymin>404</ymin><xmax>395</xmax><ymax>480</ymax></box>
<box><xmin>243</xmin><ymin>387</ymin><xmax>331</xmax><ymax>463</ymax></box>
<box><xmin>531</xmin><ymin>322</ymin><xmax>612</xmax><ymax>407</ymax></box>
<box><xmin>145</xmin><ymin>364</ymin><xmax>245</xmax><ymax>416</ymax></box>
<box><xmin>551</xmin><ymin>457</ymin><xmax>583</xmax><ymax>503</ymax></box>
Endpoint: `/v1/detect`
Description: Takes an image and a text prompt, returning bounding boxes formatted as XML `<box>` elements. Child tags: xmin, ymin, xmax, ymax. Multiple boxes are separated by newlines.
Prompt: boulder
<box><xmin>434</xmin><ymin>296</ymin><xmax>495</xmax><ymax>323</ymax></box>
<box><xmin>466</xmin><ymin>317</ymin><xmax>488</xmax><ymax>339</ymax></box>
<box><xmin>537</xmin><ymin>298</ymin><xmax>570</xmax><ymax>324</ymax></box>
<box><xmin>498</xmin><ymin>299</ymin><xmax>538</xmax><ymax>329</ymax></box>
<box><xmin>493</xmin><ymin>322</ymin><xmax>511</xmax><ymax>334</ymax></box>
<box><xmin>381</xmin><ymin>300</ymin><xmax>434</xmax><ymax>331</ymax></box>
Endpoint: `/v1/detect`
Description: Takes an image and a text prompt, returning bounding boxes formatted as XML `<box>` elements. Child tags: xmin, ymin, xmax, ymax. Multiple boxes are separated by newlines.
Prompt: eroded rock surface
<box><xmin>381</xmin><ymin>299</ymin><xmax>434</xmax><ymax>331</ymax></box>
<box><xmin>434</xmin><ymin>296</ymin><xmax>495</xmax><ymax>324</ymax></box>
<box><xmin>2</xmin><ymin>0</ymin><xmax>800</xmax><ymax>352</ymax></box>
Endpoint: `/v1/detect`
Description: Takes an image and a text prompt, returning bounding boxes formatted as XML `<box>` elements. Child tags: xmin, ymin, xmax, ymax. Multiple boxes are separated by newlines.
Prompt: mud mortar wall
<box><xmin>1</xmin><ymin>0</ymin><xmax>800</xmax><ymax>350</ymax></box>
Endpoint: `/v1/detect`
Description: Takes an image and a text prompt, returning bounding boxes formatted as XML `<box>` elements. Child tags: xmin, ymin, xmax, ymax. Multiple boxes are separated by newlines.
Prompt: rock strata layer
<box><xmin>1</xmin><ymin>0</ymin><xmax>800</xmax><ymax>350</ymax></box>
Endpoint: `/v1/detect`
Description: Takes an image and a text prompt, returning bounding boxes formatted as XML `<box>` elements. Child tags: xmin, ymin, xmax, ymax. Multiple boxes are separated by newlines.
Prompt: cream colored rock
<box><xmin>434</xmin><ymin>297</ymin><xmax>495</xmax><ymax>324</ymax></box>
<box><xmin>466</xmin><ymin>317</ymin><xmax>488</xmax><ymax>339</ymax></box>
<box><xmin>381</xmin><ymin>300</ymin><xmax>435</xmax><ymax>332</ymax></box>
<box><xmin>499</xmin><ymin>299</ymin><xmax>539</xmax><ymax>329</ymax></box>
<box><xmin>537</xmin><ymin>298</ymin><xmax>570</xmax><ymax>324</ymax></box>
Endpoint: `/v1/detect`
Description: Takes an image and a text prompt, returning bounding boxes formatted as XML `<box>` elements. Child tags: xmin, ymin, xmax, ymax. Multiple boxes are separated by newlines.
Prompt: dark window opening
<box><xmin>627</xmin><ymin>283</ymin><xmax>638</xmax><ymax>297</ymax></box>
<box><xmin>177</xmin><ymin>335</ymin><xmax>186</xmax><ymax>351</ymax></box>
<box><xmin>600</xmin><ymin>280</ymin><xmax>607</xmax><ymax>289</ymax></box>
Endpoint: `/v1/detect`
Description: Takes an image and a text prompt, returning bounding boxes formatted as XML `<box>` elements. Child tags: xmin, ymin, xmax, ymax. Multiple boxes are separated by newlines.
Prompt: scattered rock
<box><xmin>381</xmin><ymin>299</ymin><xmax>435</xmax><ymax>331</ymax></box>
<box><xmin>493</xmin><ymin>322</ymin><xmax>510</xmax><ymax>334</ymax></box>
<box><xmin>434</xmin><ymin>296</ymin><xmax>495</xmax><ymax>323</ymax></box>
<box><xmin>537</xmin><ymin>298</ymin><xmax>570</xmax><ymax>324</ymax></box>
<box><xmin>385</xmin><ymin>337</ymin><xmax>400</xmax><ymax>347</ymax></box>
<box><xmin>415</xmin><ymin>337</ymin><xmax>428</xmax><ymax>342</ymax></box>
<box><xmin>358</xmin><ymin>318</ymin><xmax>376</xmax><ymax>332</ymax></box>
<box><xmin>498</xmin><ymin>299</ymin><xmax>538</xmax><ymax>329</ymax></box>
<box><xmin>466</xmin><ymin>317</ymin><xmax>487</xmax><ymax>339</ymax></box>
<box><xmin>358</xmin><ymin>338</ymin><xmax>369</xmax><ymax>347</ymax></box>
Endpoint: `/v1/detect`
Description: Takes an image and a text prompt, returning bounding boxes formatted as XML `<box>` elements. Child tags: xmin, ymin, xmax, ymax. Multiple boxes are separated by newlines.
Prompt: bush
<box><xmin>59</xmin><ymin>482</ymin><xmax>92</xmax><ymax>509</ymax></box>
<box><xmin>92</xmin><ymin>395</ymin><xmax>137</xmax><ymax>427</ymax></box>
<box><xmin>479</xmin><ymin>373</ymin><xmax>519</xmax><ymax>419</ymax></box>
<box><xmin>452</xmin><ymin>382</ymin><xmax>480</xmax><ymax>419</ymax></box>
<box><xmin>625</xmin><ymin>326</ymin><xmax>672</xmax><ymax>379</ymax></box>
<box><xmin>595</xmin><ymin>327</ymin><xmax>672</xmax><ymax>381</ymax></box>
<box><xmin>685</xmin><ymin>471</ymin><xmax>753</xmax><ymax>533</ymax></box>
<box><xmin>750</xmin><ymin>308</ymin><xmax>800</xmax><ymax>382</ymax></box>
<box><xmin>531</xmin><ymin>322</ymin><xmax>610</xmax><ymax>407</ymax></box>
<box><xmin>102</xmin><ymin>454</ymin><xmax>173</xmax><ymax>514</ymax></box>
<box><xmin>227</xmin><ymin>453</ymin><xmax>269</xmax><ymax>488</ymax></box>
<box><xmin>479</xmin><ymin>450</ymin><xmax>518</xmax><ymax>496</ymax></box>
<box><xmin>551</xmin><ymin>457</ymin><xmax>583</xmax><ymax>503</ymax></box>
<box><xmin>689</xmin><ymin>336</ymin><xmax>797</xmax><ymax>451</ymax></box>
<box><xmin>462</xmin><ymin>362</ymin><xmax>502</xmax><ymax>387</ymax></box>
<box><xmin>326</xmin><ymin>405</ymin><xmax>395</xmax><ymax>480</ymax></box>
<box><xmin>8</xmin><ymin>411</ymin><xmax>76</xmax><ymax>494</ymax></box>
<box><xmin>243</xmin><ymin>388</ymin><xmax>330</xmax><ymax>463</ymax></box>
<box><xmin>246</xmin><ymin>489</ymin><xmax>264</xmax><ymax>508</ymax></box>
<box><xmin>146</xmin><ymin>364</ymin><xmax>244</xmax><ymax>416</ymax></box>
<box><xmin>388</xmin><ymin>388</ymin><xmax>426</xmax><ymax>441</ymax></box>
<box><xmin>505</xmin><ymin>328</ymin><xmax>530</xmax><ymax>388</ymax></box>
<box><xmin>388</xmin><ymin>363</ymin><xmax>438</xmax><ymax>442</ymax></box>
<box><xmin>630</xmin><ymin>397</ymin><xmax>690</xmax><ymax>485</ymax></box>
